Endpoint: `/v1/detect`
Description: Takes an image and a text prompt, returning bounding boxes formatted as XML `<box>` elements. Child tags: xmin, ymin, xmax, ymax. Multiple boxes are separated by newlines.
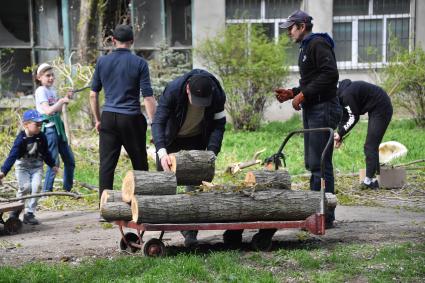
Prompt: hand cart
<box><xmin>115</xmin><ymin>128</ymin><xmax>334</xmax><ymax>256</ymax></box>
<box><xmin>0</xmin><ymin>202</ymin><xmax>24</xmax><ymax>234</ymax></box>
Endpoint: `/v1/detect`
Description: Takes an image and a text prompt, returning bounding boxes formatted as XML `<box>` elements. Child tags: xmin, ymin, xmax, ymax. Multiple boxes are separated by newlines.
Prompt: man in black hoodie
<box><xmin>276</xmin><ymin>10</ymin><xmax>342</xmax><ymax>228</ymax></box>
<box><xmin>334</xmin><ymin>79</ymin><xmax>393</xmax><ymax>189</ymax></box>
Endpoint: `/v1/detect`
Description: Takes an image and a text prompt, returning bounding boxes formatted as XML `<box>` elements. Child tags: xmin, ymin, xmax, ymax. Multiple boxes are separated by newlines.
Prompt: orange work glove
<box><xmin>274</xmin><ymin>88</ymin><xmax>294</xmax><ymax>103</ymax></box>
<box><xmin>292</xmin><ymin>92</ymin><xmax>305</xmax><ymax>111</ymax></box>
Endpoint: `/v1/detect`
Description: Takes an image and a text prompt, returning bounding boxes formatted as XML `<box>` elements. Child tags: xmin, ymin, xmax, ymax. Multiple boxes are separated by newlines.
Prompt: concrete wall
<box><xmin>192</xmin><ymin>0</ymin><xmax>225</xmax><ymax>69</ymax></box>
<box><xmin>415</xmin><ymin>0</ymin><xmax>425</xmax><ymax>49</ymax></box>
<box><xmin>304</xmin><ymin>0</ymin><xmax>333</xmax><ymax>34</ymax></box>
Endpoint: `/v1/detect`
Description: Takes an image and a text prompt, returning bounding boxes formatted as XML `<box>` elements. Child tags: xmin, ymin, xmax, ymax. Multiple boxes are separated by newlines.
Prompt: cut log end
<box><xmin>131</xmin><ymin>196</ymin><xmax>139</xmax><ymax>223</ymax></box>
<box><xmin>121</xmin><ymin>170</ymin><xmax>135</xmax><ymax>203</ymax></box>
<box><xmin>100</xmin><ymin>190</ymin><xmax>109</xmax><ymax>210</ymax></box>
<box><xmin>169</xmin><ymin>154</ymin><xmax>177</xmax><ymax>173</ymax></box>
<box><xmin>244</xmin><ymin>171</ymin><xmax>256</xmax><ymax>185</ymax></box>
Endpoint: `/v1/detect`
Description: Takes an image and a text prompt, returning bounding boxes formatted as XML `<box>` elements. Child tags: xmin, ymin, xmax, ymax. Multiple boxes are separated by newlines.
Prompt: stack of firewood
<box><xmin>100</xmin><ymin>150</ymin><xmax>337</xmax><ymax>223</ymax></box>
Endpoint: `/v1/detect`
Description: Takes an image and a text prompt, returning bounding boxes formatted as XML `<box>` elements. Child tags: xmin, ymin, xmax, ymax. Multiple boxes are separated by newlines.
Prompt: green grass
<box><xmin>0</xmin><ymin>242</ymin><xmax>423</xmax><ymax>282</ymax></box>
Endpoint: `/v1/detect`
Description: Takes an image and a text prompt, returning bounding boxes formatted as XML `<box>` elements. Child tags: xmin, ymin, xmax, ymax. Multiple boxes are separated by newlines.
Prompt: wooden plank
<box><xmin>0</xmin><ymin>202</ymin><xmax>24</xmax><ymax>213</ymax></box>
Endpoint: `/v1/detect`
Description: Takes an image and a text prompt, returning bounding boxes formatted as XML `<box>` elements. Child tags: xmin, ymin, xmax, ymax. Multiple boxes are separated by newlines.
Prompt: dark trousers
<box><xmin>365</xmin><ymin>103</ymin><xmax>393</xmax><ymax>178</ymax></box>
<box><xmin>99</xmin><ymin>111</ymin><xmax>148</xmax><ymax>199</ymax></box>
<box><xmin>303</xmin><ymin>97</ymin><xmax>342</xmax><ymax>223</ymax></box>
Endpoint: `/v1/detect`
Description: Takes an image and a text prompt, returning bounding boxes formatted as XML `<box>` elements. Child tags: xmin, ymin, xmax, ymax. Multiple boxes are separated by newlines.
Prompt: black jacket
<box><xmin>152</xmin><ymin>69</ymin><xmax>226</xmax><ymax>155</ymax></box>
<box><xmin>336</xmin><ymin>79</ymin><xmax>392</xmax><ymax>137</ymax></box>
<box><xmin>292</xmin><ymin>33</ymin><xmax>339</xmax><ymax>106</ymax></box>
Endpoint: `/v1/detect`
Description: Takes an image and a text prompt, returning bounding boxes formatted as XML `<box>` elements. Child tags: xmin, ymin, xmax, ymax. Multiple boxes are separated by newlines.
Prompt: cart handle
<box><xmin>274</xmin><ymin>127</ymin><xmax>334</xmax><ymax>215</ymax></box>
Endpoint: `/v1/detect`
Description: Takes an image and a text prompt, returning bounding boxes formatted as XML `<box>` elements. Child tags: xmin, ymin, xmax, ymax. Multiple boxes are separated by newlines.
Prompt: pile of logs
<box><xmin>100</xmin><ymin>150</ymin><xmax>337</xmax><ymax>224</ymax></box>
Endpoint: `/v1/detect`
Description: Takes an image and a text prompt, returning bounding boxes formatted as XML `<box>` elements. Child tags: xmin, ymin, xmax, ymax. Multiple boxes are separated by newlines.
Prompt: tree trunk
<box><xmin>100</xmin><ymin>190</ymin><xmax>122</xmax><ymax>210</ymax></box>
<box><xmin>100</xmin><ymin>202</ymin><xmax>132</xmax><ymax>222</ymax></box>
<box><xmin>131</xmin><ymin>190</ymin><xmax>337</xmax><ymax>224</ymax></box>
<box><xmin>169</xmin><ymin>150</ymin><xmax>215</xmax><ymax>185</ymax></box>
<box><xmin>245</xmin><ymin>170</ymin><xmax>291</xmax><ymax>190</ymax></box>
<box><xmin>121</xmin><ymin>170</ymin><xmax>177</xmax><ymax>203</ymax></box>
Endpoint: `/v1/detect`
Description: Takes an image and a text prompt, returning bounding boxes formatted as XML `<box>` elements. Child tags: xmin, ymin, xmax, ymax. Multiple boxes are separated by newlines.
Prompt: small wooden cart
<box><xmin>0</xmin><ymin>202</ymin><xmax>24</xmax><ymax>234</ymax></box>
<box><xmin>115</xmin><ymin>128</ymin><xmax>334</xmax><ymax>256</ymax></box>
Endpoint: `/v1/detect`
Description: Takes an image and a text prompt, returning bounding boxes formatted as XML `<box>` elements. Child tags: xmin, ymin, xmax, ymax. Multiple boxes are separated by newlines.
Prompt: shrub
<box><xmin>195</xmin><ymin>24</ymin><xmax>290</xmax><ymax>131</ymax></box>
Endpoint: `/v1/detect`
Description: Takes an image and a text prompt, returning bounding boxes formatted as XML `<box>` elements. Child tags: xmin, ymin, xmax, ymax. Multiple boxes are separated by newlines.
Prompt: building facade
<box><xmin>1</xmin><ymin>0</ymin><xmax>423</xmax><ymax>119</ymax></box>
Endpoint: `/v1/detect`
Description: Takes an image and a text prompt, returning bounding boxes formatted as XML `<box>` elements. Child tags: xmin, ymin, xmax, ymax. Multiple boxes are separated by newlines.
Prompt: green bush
<box><xmin>195</xmin><ymin>24</ymin><xmax>290</xmax><ymax>131</ymax></box>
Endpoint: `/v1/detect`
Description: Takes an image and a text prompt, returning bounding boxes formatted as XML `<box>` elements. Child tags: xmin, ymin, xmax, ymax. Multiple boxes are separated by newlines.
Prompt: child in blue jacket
<box><xmin>0</xmin><ymin>110</ymin><xmax>58</xmax><ymax>225</ymax></box>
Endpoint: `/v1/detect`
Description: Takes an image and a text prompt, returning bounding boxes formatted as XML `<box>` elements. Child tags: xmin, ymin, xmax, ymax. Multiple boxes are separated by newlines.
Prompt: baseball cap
<box><xmin>279</xmin><ymin>10</ymin><xmax>313</xmax><ymax>29</ymax></box>
<box><xmin>23</xmin><ymin>110</ymin><xmax>45</xmax><ymax>123</ymax></box>
<box><xmin>188</xmin><ymin>75</ymin><xmax>214</xmax><ymax>107</ymax></box>
<box><xmin>113</xmin><ymin>24</ymin><xmax>134</xmax><ymax>42</ymax></box>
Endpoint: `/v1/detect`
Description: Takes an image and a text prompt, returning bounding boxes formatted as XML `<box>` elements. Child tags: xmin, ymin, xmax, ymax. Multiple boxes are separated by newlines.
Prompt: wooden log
<box><xmin>121</xmin><ymin>170</ymin><xmax>177</xmax><ymax>203</ymax></box>
<box><xmin>131</xmin><ymin>189</ymin><xmax>337</xmax><ymax>224</ymax></box>
<box><xmin>169</xmin><ymin>150</ymin><xmax>215</xmax><ymax>185</ymax></box>
<box><xmin>244</xmin><ymin>170</ymin><xmax>291</xmax><ymax>190</ymax></box>
<box><xmin>100</xmin><ymin>190</ymin><xmax>122</xmax><ymax>210</ymax></box>
<box><xmin>100</xmin><ymin>202</ymin><xmax>132</xmax><ymax>222</ymax></box>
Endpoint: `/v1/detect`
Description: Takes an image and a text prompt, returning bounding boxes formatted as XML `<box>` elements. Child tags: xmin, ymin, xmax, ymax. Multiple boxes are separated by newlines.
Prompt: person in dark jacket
<box><xmin>334</xmin><ymin>79</ymin><xmax>393</xmax><ymax>189</ymax></box>
<box><xmin>152</xmin><ymin>69</ymin><xmax>226</xmax><ymax>247</ymax></box>
<box><xmin>0</xmin><ymin>110</ymin><xmax>58</xmax><ymax>225</ymax></box>
<box><xmin>276</xmin><ymin>10</ymin><xmax>342</xmax><ymax>229</ymax></box>
<box><xmin>89</xmin><ymin>24</ymin><xmax>157</xmax><ymax>212</ymax></box>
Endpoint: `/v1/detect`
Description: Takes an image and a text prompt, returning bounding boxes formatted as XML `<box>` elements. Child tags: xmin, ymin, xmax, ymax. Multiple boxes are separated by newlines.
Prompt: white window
<box><xmin>333</xmin><ymin>0</ymin><xmax>413</xmax><ymax>69</ymax></box>
<box><xmin>225</xmin><ymin>0</ymin><xmax>302</xmax><ymax>65</ymax></box>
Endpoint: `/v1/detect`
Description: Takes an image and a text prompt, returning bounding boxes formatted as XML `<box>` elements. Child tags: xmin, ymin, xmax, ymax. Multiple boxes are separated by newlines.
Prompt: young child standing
<box><xmin>0</xmin><ymin>110</ymin><xmax>58</xmax><ymax>224</ymax></box>
<box><xmin>34</xmin><ymin>63</ymin><xmax>75</xmax><ymax>192</ymax></box>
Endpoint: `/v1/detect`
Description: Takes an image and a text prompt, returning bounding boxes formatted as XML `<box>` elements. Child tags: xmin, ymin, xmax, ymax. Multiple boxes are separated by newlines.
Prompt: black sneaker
<box><xmin>360</xmin><ymin>180</ymin><xmax>379</xmax><ymax>190</ymax></box>
<box><xmin>23</xmin><ymin>213</ymin><xmax>40</xmax><ymax>225</ymax></box>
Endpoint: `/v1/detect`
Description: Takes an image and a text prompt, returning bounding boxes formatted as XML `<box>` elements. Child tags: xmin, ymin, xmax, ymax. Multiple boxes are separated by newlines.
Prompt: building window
<box><xmin>225</xmin><ymin>0</ymin><xmax>302</xmax><ymax>66</ymax></box>
<box><xmin>333</xmin><ymin>0</ymin><xmax>413</xmax><ymax>69</ymax></box>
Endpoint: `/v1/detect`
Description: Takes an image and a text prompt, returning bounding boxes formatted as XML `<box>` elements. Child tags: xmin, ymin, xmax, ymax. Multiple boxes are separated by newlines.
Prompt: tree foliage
<box><xmin>381</xmin><ymin>44</ymin><xmax>425</xmax><ymax>127</ymax></box>
<box><xmin>149</xmin><ymin>43</ymin><xmax>192</xmax><ymax>99</ymax></box>
<box><xmin>195</xmin><ymin>24</ymin><xmax>290</xmax><ymax>131</ymax></box>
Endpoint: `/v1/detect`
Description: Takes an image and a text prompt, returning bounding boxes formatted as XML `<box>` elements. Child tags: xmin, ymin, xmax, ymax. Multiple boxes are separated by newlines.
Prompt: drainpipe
<box><xmin>61</xmin><ymin>0</ymin><xmax>71</xmax><ymax>63</ymax></box>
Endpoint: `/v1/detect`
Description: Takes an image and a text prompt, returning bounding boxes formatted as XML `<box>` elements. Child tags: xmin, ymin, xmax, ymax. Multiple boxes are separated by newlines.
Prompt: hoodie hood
<box><xmin>301</xmin><ymin>33</ymin><xmax>335</xmax><ymax>49</ymax></box>
<box><xmin>337</xmin><ymin>79</ymin><xmax>352</xmax><ymax>97</ymax></box>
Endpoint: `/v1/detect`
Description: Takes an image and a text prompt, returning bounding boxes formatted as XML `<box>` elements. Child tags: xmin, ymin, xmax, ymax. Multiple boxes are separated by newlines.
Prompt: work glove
<box><xmin>274</xmin><ymin>88</ymin><xmax>294</xmax><ymax>103</ymax></box>
<box><xmin>292</xmin><ymin>92</ymin><xmax>305</xmax><ymax>111</ymax></box>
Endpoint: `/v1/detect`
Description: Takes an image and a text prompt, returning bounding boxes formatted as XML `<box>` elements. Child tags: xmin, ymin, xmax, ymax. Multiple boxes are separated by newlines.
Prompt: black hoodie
<box><xmin>336</xmin><ymin>79</ymin><xmax>391</xmax><ymax>137</ymax></box>
<box><xmin>292</xmin><ymin>33</ymin><xmax>339</xmax><ymax>106</ymax></box>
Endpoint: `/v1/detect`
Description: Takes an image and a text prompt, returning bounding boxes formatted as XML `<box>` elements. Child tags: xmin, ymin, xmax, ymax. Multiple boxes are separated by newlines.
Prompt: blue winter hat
<box><xmin>23</xmin><ymin>109</ymin><xmax>44</xmax><ymax>122</ymax></box>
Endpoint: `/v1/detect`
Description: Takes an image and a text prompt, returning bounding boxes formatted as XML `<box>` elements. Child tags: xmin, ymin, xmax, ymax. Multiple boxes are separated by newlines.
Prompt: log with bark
<box><xmin>169</xmin><ymin>150</ymin><xmax>215</xmax><ymax>185</ymax></box>
<box><xmin>121</xmin><ymin>170</ymin><xmax>177</xmax><ymax>202</ymax></box>
<box><xmin>100</xmin><ymin>190</ymin><xmax>123</xmax><ymax>210</ymax></box>
<box><xmin>100</xmin><ymin>202</ymin><xmax>132</xmax><ymax>222</ymax></box>
<box><xmin>131</xmin><ymin>189</ymin><xmax>337</xmax><ymax>224</ymax></box>
<box><xmin>244</xmin><ymin>170</ymin><xmax>291</xmax><ymax>190</ymax></box>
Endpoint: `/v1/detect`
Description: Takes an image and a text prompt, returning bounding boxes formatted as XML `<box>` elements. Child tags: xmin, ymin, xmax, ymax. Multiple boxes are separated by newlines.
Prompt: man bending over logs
<box><xmin>152</xmin><ymin>69</ymin><xmax>226</xmax><ymax>247</ymax></box>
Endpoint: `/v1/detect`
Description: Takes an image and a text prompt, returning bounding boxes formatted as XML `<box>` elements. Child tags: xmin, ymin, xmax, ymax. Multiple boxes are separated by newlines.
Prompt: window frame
<box><xmin>333</xmin><ymin>0</ymin><xmax>414</xmax><ymax>69</ymax></box>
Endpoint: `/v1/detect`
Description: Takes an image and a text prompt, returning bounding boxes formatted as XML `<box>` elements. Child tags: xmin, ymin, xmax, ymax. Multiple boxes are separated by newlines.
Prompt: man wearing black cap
<box><xmin>90</xmin><ymin>24</ymin><xmax>157</xmax><ymax>213</ymax></box>
<box><xmin>152</xmin><ymin>69</ymin><xmax>226</xmax><ymax>247</ymax></box>
<box><xmin>275</xmin><ymin>10</ymin><xmax>342</xmax><ymax>228</ymax></box>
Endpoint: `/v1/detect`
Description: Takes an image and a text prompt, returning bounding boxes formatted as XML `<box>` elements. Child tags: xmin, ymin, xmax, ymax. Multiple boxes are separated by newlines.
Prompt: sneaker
<box><xmin>98</xmin><ymin>216</ymin><xmax>107</xmax><ymax>223</ymax></box>
<box><xmin>181</xmin><ymin>230</ymin><xmax>198</xmax><ymax>248</ymax></box>
<box><xmin>360</xmin><ymin>180</ymin><xmax>379</xmax><ymax>190</ymax></box>
<box><xmin>23</xmin><ymin>213</ymin><xmax>40</xmax><ymax>225</ymax></box>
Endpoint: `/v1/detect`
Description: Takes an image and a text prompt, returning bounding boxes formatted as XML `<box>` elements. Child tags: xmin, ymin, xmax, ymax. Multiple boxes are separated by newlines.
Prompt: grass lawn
<box><xmin>0</xmin><ymin>242</ymin><xmax>424</xmax><ymax>282</ymax></box>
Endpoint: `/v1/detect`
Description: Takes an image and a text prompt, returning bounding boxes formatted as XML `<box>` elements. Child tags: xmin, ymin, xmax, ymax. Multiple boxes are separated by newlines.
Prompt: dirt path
<box><xmin>1</xmin><ymin>205</ymin><xmax>424</xmax><ymax>266</ymax></box>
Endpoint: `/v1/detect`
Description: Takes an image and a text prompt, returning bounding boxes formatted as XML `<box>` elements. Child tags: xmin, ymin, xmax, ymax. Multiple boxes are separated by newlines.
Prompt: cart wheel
<box><xmin>119</xmin><ymin>232</ymin><xmax>140</xmax><ymax>253</ymax></box>
<box><xmin>223</xmin><ymin>230</ymin><xmax>243</xmax><ymax>247</ymax></box>
<box><xmin>4</xmin><ymin>217</ymin><xmax>22</xmax><ymax>234</ymax></box>
<box><xmin>143</xmin><ymin>238</ymin><xmax>165</xmax><ymax>257</ymax></box>
<box><xmin>251</xmin><ymin>232</ymin><xmax>273</xmax><ymax>252</ymax></box>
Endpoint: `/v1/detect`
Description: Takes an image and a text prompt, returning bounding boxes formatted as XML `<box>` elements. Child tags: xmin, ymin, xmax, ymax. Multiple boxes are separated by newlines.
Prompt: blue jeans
<box><xmin>15</xmin><ymin>160</ymin><xmax>43</xmax><ymax>214</ymax></box>
<box><xmin>302</xmin><ymin>97</ymin><xmax>342</xmax><ymax>223</ymax></box>
<box><xmin>43</xmin><ymin>126</ymin><xmax>75</xmax><ymax>192</ymax></box>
